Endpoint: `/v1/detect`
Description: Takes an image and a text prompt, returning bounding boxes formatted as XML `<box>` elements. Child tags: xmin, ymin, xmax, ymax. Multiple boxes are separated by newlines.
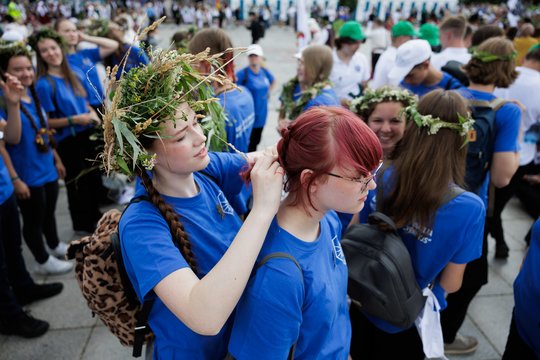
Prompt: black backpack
<box><xmin>465</xmin><ymin>98</ymin><xmax>506</xmax><ymax>194</ymax></box>
<box><xmin>341</xmin><ymin>187</ymin><xmax>465</xmax><ymax>329</ymax></box>
<box><xmin>441</xmin><ymin>60</ymin><xmax>469</xmax><ymax>87</ymax></box>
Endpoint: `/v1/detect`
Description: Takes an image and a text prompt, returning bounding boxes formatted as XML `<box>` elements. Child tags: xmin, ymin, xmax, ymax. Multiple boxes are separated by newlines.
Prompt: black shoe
<box><xmin>0</xmin><ymin>311</ymin><xmax>49</xmax><ymax>338</ymax></box>
<box><xmin>495</xmin><ymin>242</ymin><xmax>509</xmax><ymax>259</ymax></box>
<box><xmin>15</xmin><ymin>282</ymin><xmax>64</xmax><ymax>306</ymax></box>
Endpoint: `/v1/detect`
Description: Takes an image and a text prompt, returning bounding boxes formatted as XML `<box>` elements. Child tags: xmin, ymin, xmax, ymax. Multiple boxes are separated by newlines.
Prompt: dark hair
<box><xmin>382</xmin><ymin>90</ymin><xmax>468</xmax><ymax>233</ymax></box>
<box><xmin>335</xmin><ymin>36</ymin><xmax>361</xmax><ymax>50</ymax></box>
<box><xmin>464</xmin><ymin>37</ymin><xmax>518</xmax><ymax>88</ymax></box>
<box><xmin>525</xmin><ymin>47</ymin><xmax>540</xmax><ymax>63</ymax></box>
<box><xmin>471</xmin><ymin>25</ymin><xmax>504</xmax><ymax>47</ymax></box>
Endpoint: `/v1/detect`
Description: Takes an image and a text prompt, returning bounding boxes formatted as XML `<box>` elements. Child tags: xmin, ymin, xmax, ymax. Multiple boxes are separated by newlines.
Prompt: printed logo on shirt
<box><xmin>332</xmin><ymin>235</ymin><xmax>347</xmax><ymax>265</ymax></box>
<box><xmin>83</xmin><ymin>58</ymin><xmax>93</xmax><ymax>67</ymax></box>
<box><xmin>354</xmin><ymin>65</ymin><xmax>362</xmax><ymax>72</ymax></box>
<box><xmin>217</xmin><ymin>191</ymin><xmax>234</xmax><ymax>216</ymax></box>
<box><xmin>403</xmin><ymin>223</ymin><xmax>433</xmax><ymax>244</ymax></box>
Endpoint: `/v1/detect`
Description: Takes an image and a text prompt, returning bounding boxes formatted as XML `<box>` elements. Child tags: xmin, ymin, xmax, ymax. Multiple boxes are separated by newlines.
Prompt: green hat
<box><xmin>338</xmin><ymin>21</ymin><xmax>365</xmax><ymax>41</ymax></box>
<box><xmin>391</xmin><ymin>21</ymin><xmax>418</xmax><ymax>38</ymax></box>
<box><xmin>419</xmin><ymin>23</ymin><xmax>440</xmax><ymax>47</ymax></box>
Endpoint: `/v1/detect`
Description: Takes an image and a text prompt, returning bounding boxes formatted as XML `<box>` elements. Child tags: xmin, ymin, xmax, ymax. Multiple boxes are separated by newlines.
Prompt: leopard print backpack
<box><xmin>67</xmin><ymin>198</ymin><xmax>155</xmax><ymax>357</ymax></box>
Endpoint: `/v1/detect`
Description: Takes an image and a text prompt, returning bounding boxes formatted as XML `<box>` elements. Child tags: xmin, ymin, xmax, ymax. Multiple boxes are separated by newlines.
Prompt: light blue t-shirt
<box><xmin>67</xmin><ymin>48</ymin><xmax>103</xmax><ymax>106</ymax></box>
<box><xmin>217</xmin><ymin>87</ymin><xmax>255</xmax><ymax>153</ymax></box>
<box><xmin>359</xmin><ymin>168</ymin><xmax>485</xmax><ymax>333</ymax></box>
<box><xmin>400</xmin><ymin>72</ymin><xmax>463</xmax><ymax>97</ymax></box>
<box><xmin>229</xmin><ymin>211</ymin><xmax>351</xmax><ymax>359</ymax></box>
<box><xmin>35</xmin><ymin>72</ymin><xmax>93</xmax><ymax>142</ymax></box>
<box><xmin>110</xmin><ymin>45</ymin><xmax>150</xmax><ymax>80</ymax></box>
<box><xmin>0</xmin><ymin>156</ymin><xmax>14</xmax><ymax>205</ymax></box>
<box><xmin>1</xmin><ymin>92</ymin><xmax>57</xmax><ymax>187</ymax></box>
<box><xmin>120</xmin><ymin>152</ymin><xmax>245</xmax><ymax>360</ymax></box>
<box><xmin>236</xmin><ymin>66</ymin><xmax>275</xmax><ymax>128</ymax></box>
<box><xmin>514</xmin><ymin>218</ymin><xmax>540</xmax><ymax>359</ymax></box>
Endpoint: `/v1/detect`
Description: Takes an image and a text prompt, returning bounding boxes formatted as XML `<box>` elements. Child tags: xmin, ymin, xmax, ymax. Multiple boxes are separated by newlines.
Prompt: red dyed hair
<box><xmin>278</xmin><ymin>106</ymin><xmax>382</xmax><ymax>210</ymax></box>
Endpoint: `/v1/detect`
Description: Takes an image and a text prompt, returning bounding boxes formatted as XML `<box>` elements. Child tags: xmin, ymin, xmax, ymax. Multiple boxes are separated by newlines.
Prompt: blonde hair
<box><xmin>302</xmin><ymin>44</ymin><xmax>333</xmax><ymax>85</ymax></box>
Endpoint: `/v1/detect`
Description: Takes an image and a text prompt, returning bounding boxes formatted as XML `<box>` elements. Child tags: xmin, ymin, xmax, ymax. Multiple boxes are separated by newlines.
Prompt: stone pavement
<box><xmin>0</xmin><ymin>23</ymin><xmax>534</xmax><ymax>360</ymax></box>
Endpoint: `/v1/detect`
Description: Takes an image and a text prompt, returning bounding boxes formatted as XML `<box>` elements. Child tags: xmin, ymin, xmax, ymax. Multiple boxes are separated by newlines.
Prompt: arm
<box><xmin>48</xmin><ymin>112</ymin><xmax>99</xmax><ymax>128</ymax></box>
<box><xmin>0</xmin><ymin>73</ymin><xmax>25</xmax><ymax>144</ymax></box>
<box><xmin>490</xmin><ymin>151</ymin><xmax>520</xmax><ymax>188</ymax></box>
<box><xmin>0</xmin><ymin>143</ymin><xmax>30</xmax><ymax>199</ymax></box>
<box><xmin>79</xmin><ymin>32</ymin><xmax>119</xmax><ymax>59</ymax></box>
<box><xmin>53</xmin><ymin>149</ymin><xmax>66</xmax><ymax>179</ymax></box>
<box><xmin>438</xmin><ymin>262</ymin><xmax>467</xmax><ymax>294</ymax></box>
<box><xmin>154</xmin><ymin>154</ymin><xmax>284</xmax><ymax>335</ymax></box>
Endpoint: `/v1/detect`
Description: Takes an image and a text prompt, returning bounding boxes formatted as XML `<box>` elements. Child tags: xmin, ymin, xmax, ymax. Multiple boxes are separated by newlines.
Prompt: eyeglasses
<box><xmin>327</xmin><ymin>161</ymin><xmax>384</xmax><ymax>193</ymax></box>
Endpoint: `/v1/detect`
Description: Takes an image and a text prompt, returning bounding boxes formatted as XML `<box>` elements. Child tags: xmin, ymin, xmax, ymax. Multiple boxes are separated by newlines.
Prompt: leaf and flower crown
<box><xmin>402</xmin><ymin>105</ymin><xmax>475</xmax><ymax>139</ymax></box>
<box><xmin>469</xmin><ymin>48</ymin><xmax>517</xmax><ymax>63</ymax></box>
<box><xmin>279</xmin><ymin>77</ymin><xmax>331</xmax><ymax>120</ymax></box>
<box><xmin>102</xmin><ymin>18</ymin><xmax>232</xmax><ymax>176</ymax></box>
<box><xmin>349</xmin><ymin>87</ymin><xmax>418</xmax><ymax>118</ymax></box>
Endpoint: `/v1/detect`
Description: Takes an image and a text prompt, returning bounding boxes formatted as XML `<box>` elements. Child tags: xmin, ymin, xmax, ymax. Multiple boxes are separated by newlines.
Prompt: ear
<box><xmin>300</xmin><ymin>169</ymin><xmax>318</xmax><ymax>192</ymax></box>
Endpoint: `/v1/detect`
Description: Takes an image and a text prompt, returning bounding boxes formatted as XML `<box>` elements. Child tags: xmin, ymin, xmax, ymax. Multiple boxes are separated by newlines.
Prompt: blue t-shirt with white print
<box><xmin>217</xmin><ymin>87</ymin><xmax>255</xmax><ymax>153</ymax></box>
<box><xmin>67</xmin><ymin>48</ymin><xmax>103</xmax><ymax>106</ymax></box>
<box><xmin>236</xmin><ymin>66</ymin><xmax>275</xmax><ymax>128</ymax></box>
<box><xmin>120</xmin><ymin>152</ymin><xmax>245</xmax><ymax>360</ymax></box>
<box><xmin>228</xmin><ymin>211</ymin><xmax>351</xmax><ymax>359</ymax></box>
<box><xmin>35</xmin><ymin>72</ymin><xmax>93</xmax><ymax>142</ymax></box>
<box><xmin>359</xmin><ymin>167</ymin><xmax>484</xmax><ymax>333</ymax></box>
<box><xmin>400</xmin><ymin>71</ymin><xmax>463</xmax><ymax>97</ymax></box>
<box><xmin>0</xmin><ymin>91</ymin><xmax>57</xmax><ymax>187</ymax></box>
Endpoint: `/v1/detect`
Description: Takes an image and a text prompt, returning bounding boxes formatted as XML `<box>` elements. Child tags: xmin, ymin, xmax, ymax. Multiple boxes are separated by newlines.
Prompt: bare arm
<box><xmin>490</xmin><ymin>151</ymin><xmax>520</xmax><ymax>188</ymax></box>
<box><xmin>1</xmin><ymin>73</ymin><xmax>25</xmax><ymax>144</ymax></box>
<box><xmin>154</xmin><ymin>154</ymin><xmax>284</xmax><ymax>335</ymax></box>
<box><xmin>79</xmin><ymin>32</ymin><xmax>119</xmax><ymax>59</ymax></box>
<box><xmin>439</xmin><ymin>262</ymin><xmax>467</xmax><ymax>294</ymax></box>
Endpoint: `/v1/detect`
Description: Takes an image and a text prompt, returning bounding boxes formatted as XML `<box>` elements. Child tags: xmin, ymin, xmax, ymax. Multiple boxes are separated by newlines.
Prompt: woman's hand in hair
<box><xmin>250</xmin><ymin>153</ymin><xmax>284</xmax><ymax>217</ymax></box>
<box><xmin>277</xmin><ymin>118</ymin><xmax>292</xmax><ymax>134</ymax></box>
<box><xmin>0</xmin><ymin>73</ymin><xmax>24</xmax><ymax>106</ymax></box>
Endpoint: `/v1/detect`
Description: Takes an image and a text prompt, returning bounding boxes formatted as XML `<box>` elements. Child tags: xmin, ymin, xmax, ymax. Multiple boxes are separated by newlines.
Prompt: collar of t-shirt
<box><xmin>441</xmin><ymin>47</ymin><xmax>469</xmax><ymax>55</ymax></box>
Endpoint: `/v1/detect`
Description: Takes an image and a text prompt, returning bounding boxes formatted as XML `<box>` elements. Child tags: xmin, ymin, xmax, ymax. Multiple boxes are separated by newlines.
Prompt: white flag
<box><xmin>297</xmin><ymin>0</ymin><xmax>311</xmax><ymax>50</ymax></box>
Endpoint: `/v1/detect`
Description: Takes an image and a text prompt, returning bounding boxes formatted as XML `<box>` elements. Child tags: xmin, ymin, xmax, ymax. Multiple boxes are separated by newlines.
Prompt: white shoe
<box><xmin>47</xmin><ymin>242</ymin><xmax>69</xmax><ymax>259</ymax></box>
<box><xmin>35</xmin><ymin>256</ymin><xmax>73</xmax><ymax>275</ymax></box>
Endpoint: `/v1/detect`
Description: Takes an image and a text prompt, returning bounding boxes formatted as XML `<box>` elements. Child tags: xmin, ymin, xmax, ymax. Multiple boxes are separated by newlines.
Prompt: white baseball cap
<box><xmin>246</xmin><ymin>44</ymin><xmax>264</xmax><ymax>57</ymax></box>
<box><xmin>388</xmin><ymin>39</ymin><xmax>432</xmax><ymax>81</ymax></box>
<box><xmin>1</xmin><ymin>30</ymin><xmax>25</xmax><ymax>42</ymax></box>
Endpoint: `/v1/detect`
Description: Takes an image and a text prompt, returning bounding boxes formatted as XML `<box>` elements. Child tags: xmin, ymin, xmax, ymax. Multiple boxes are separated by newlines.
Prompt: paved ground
<box><xmin>0</xmin><ymin>23</ymin><xmax>535</xmax><ymax>359</ymax></box>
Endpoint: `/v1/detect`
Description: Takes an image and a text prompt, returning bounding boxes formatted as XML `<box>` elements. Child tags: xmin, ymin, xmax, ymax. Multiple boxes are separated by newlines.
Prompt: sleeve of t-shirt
<box><xmin>79</xmin><ymin>48</ymin><xmax>101</xmax><ymax>62</ymax></box>
<box><xmin>120</xmin><ymin>203</ymin><xmax>189</xmax><ymax>301</ymax></box>
<box><xmin>203</xmin><ymin>152</ymin><xmax>248</xmax><ymax>198</ymax></box>
<box><xmin>328</xmin><ymin>210</ymin><xmax>347</xmax><ymax>238</ymax></box>
<box><xmin>448</xmin><ymin>192</ymin><xmax>485</xmax><ymax>264</ymax></box>
<box><xmin>228</xmin><ymin>259</ymin><xmax>304</xmax><ymax>359</ymax></box>
<box><xmin>35</xmin><ymin>78</ymin><xmax>56</xmax><ymax>113</ymax></box>
<box><xmin>263</xmin><ymin>68</ymin><xmax>275</xmax><ymax>84</ymax></box>
<box><xmin>494</xmin><ymin>102</ymin><xmax>521</xmax><ymax>153</ymax></box>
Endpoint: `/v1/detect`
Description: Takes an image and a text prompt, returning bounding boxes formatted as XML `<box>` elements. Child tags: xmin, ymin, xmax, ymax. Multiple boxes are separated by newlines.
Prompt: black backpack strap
<box><xmin>226</xmin><ymin>253</ymin><xmax>303</xmax><ymax>360</ymax></box>
<box><xmin>441</xmin><ymin>186</ymin><xmax>466</xmax><ymax>204</ymax></box>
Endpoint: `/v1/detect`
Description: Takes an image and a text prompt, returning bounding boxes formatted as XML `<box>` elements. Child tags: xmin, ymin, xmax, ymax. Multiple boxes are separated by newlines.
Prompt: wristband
<box><xmin>67</xmin><ymin>116</ymin><xmax>77</xmax><ymax>136</ymax></box>
<box><xmin>11</xmin><ymin>176</ymin><xmax>20</xmax><ymax>182</ymax></box>
<box><xmin>67</xmin><ymin>116</ymin><xmax>74</xmax><ymax>126</ymax></box>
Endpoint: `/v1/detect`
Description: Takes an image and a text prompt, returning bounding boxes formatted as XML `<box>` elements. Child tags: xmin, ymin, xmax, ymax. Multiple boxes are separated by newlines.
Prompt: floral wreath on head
<box><xmin>349</xmin><ymin>87</ymin><xmax>418</xmax><ymax>119</ymax></box>
<box><xmin>469</xmin><ymin>47</ymin><xmax>517</xmax><ymax>63</ymax></box>
<box><xmin>28</xmin><ymin>27</ymin><xmax>67</xmax><ymax>51</ymax></box>
<box><xmin>279</xmin><ymin>77</ymin><xmax>332</xmax><ymax>121</ymax></box>
<box><xmin>402</xmin><ymin>105</ymin><xmax>475</xmax><ymax>144</ymax></box>
<box><xmin>102</xmin><ymin>18</ymin><xmax>232</xmax><ymax>177</ymax></box>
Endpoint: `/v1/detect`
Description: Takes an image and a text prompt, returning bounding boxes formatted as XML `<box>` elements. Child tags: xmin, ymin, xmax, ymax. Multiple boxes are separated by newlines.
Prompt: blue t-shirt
<box><xmin>67</xmin><ymin>48</ymin><xmax>103</xmax><ymax>106</ymax></box>
<box><xmin>457</xmin><ymin>88</ymin><xmax>522</xmax><ymax>204</ymax></box>
<box><xmin>110</xmin><ymin>45</ymin><xmax>150</xmax><ymax>80</ymax></box>
<box><xmin>229</xmin><ymin>212</ymin><xmax>351</xmax><ymax>359</ymax></box>
<box><xmin>0</xmin><ymin>156</ymin><xmax>14</xmax><ymax>205</ymax></box>
<box><xmin>36</xmin><ymin>73</ymin><xmax>93</xmax><ymax>142</ymax></box>
<box><xmin>217</xmin><ymin>87</ymin><xmax>255</xmax><ymax>153</ymax></box>
<box><xmin>400</xmin><ymin>72</ymin><xmax>463</xmax><ymax>97</ymax></box>
<box><xmin>291</xmin><ymin>84</ymin><xmax>340</xmax><ymax>112</ymax></box>
<box><xmin>120</xmin><ymin>152</ymin><xmax>245</xmax><ymax>360</ymax></box>
<box><xmin>236</xmin><ymin>66</ymin><xmax>275</xmax><ymax>128</ymax></box>
<box><xmin>359</xmin><ymin>169</ymin><xmax>485</xmax><ymax>333</ymax></box>
<box><xmin>514</xmin><ymin>218</ymin><xmax>540</xmax><ymax>359</ymax></box>
<box><xmin>1</xmin><ymin>92</ymin><xmax>57</xmax><ymax>187</ymax></box>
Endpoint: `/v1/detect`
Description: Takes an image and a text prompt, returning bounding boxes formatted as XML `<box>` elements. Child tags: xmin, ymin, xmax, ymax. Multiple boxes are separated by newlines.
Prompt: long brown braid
<box><xmin>137</xmin><ymin>168</ymin><xmax>198</xmax><ymax>273</ymax></box>
<box><xmin>19</xmin><ymin>84</ymin><xmax>57</xmax><ymax>152</ymax></box>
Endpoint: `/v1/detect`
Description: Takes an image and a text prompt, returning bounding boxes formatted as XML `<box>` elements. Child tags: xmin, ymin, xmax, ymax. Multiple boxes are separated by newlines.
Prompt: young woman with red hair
<box><xmin>228</xmin><ymin>106</ymin><xmax>383</xmax><ymax>359</ymax></box>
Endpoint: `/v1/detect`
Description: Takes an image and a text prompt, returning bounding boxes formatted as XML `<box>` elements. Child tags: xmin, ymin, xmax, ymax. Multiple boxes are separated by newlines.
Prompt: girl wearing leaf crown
<box><xmin>0</xmin><ymin>41</ymin><xmax>72</xmax><ymax>275</ymax></box>
<box><xmin>29</xmin><ymin>28</ymin><xmax>103</xmax><ymax>234</ymax></box>
<box><xmin>104</xmin><ymin>47</ymin><xmax>283</xmax><ymax>359</ymax></box>
<box><xmin>352</xmin><ymin>89</ymin><xmax>485</xmax><ymax>359</ymax></box>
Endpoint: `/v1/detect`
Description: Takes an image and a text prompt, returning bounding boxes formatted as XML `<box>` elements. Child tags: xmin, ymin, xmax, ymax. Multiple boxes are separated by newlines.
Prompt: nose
<box><xmin>380</xmin><ymin>121</ymin><xmax>392</xmax><ymax>133</ymax></box>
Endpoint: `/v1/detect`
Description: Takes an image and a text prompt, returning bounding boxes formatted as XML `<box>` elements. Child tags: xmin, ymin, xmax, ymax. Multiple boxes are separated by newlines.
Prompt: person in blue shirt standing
<box><xmin>388</xmin><ymin>39</ymin><xmax>462</xmax><ymax>97</ymax></box>
<box><xmin>502</xmin><ymin>217</ymin><xmax>540</xmax><ymax>360</ymax></box>
<box><xmin>0</xmin><ymin>40</ymin><xmax>73</xmax><ymax>275</ymax></box>
<box><xmin>0</xmin><ymin>71</ymin><xmax>63</xmax><ymax>338</ymax></box>
<box><xmin>351</xmin><ymin>90</ymin><xmax>485</xmax><ymax>360</ymax></box>
<box><xmin>277</xmin><ymin>44</ymin><xmax>340</xmax><ymax>131</ymax></box>
<box><xmin>103</xmin><ymin>48</ymin><xmax>283</xmax><ymax>360</ymax></box>
<box><xmin>54</xmin><ymin>18</ymin><xmax>118</xmax><ymax>113</ymax></box>
<box><xmin>228</xmin><ymin>106</ymin><xmax>383</xmax><ymax>359</ymax></box>
<box><xmin>442</xmin><ymin>37</ymin><xmax>522</xmax><ymax>356</ymax></box>
<box><xmin>29</xmin><ymin>28</ymin><xmax>103</xmax><ymax>234</ymax></box>
<box><xmin>236</xmin><ymin>44</ymin><xmax>276</xmax><ymax>152</ymax></box>
<box><xmin>189</xmin><ymin>28</ymin><xmax>256</xmax><ymax>215</ymax></box>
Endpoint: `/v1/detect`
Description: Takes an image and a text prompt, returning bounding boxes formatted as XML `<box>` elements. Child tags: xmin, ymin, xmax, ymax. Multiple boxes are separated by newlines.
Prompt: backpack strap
<box><xmin>225</xmin><ymin>253</ymin><xmax>302</xmax><ymax>360</ymax></box>
<box><xmin>441</xmin><ymin>186</ymin><xmax>466</xmax><ymax>204</ymax></box>
<box><xmin>468</xmin><ymin>97</ymin><xmax>506</xmax><ymax>111</ymax></box>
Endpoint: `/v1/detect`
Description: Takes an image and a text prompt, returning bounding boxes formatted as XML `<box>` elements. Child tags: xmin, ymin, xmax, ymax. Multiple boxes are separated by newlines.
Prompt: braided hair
<box><xmin>136</xmin><ymin>167</ymin><xmax>198</xmax><ymax>272</ymax></box>
<box><xmin>20</xmin><ymin>84</ymin><xmax>57</xmax><ymax>152</ymax></box>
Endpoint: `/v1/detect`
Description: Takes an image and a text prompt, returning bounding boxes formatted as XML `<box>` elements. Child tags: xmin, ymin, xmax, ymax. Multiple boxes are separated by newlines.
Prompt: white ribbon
<box><xmin>414</xmin><ymin>287</ymin><xmax>448</xmax><ymax>359</ymax></box>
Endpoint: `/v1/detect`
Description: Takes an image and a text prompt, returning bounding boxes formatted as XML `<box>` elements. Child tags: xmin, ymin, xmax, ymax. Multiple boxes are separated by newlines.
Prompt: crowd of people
<box><xmin>0</xmin><ymin>1</ymin><xmax>539</xmax><ymax>360</ymax></box>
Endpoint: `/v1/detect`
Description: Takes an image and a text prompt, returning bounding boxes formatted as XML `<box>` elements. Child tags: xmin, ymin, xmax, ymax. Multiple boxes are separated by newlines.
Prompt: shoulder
<box><xmin>442</xmin><ymin>190</ymin><xmax>485</xmax><ymax>217</ymax></box>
